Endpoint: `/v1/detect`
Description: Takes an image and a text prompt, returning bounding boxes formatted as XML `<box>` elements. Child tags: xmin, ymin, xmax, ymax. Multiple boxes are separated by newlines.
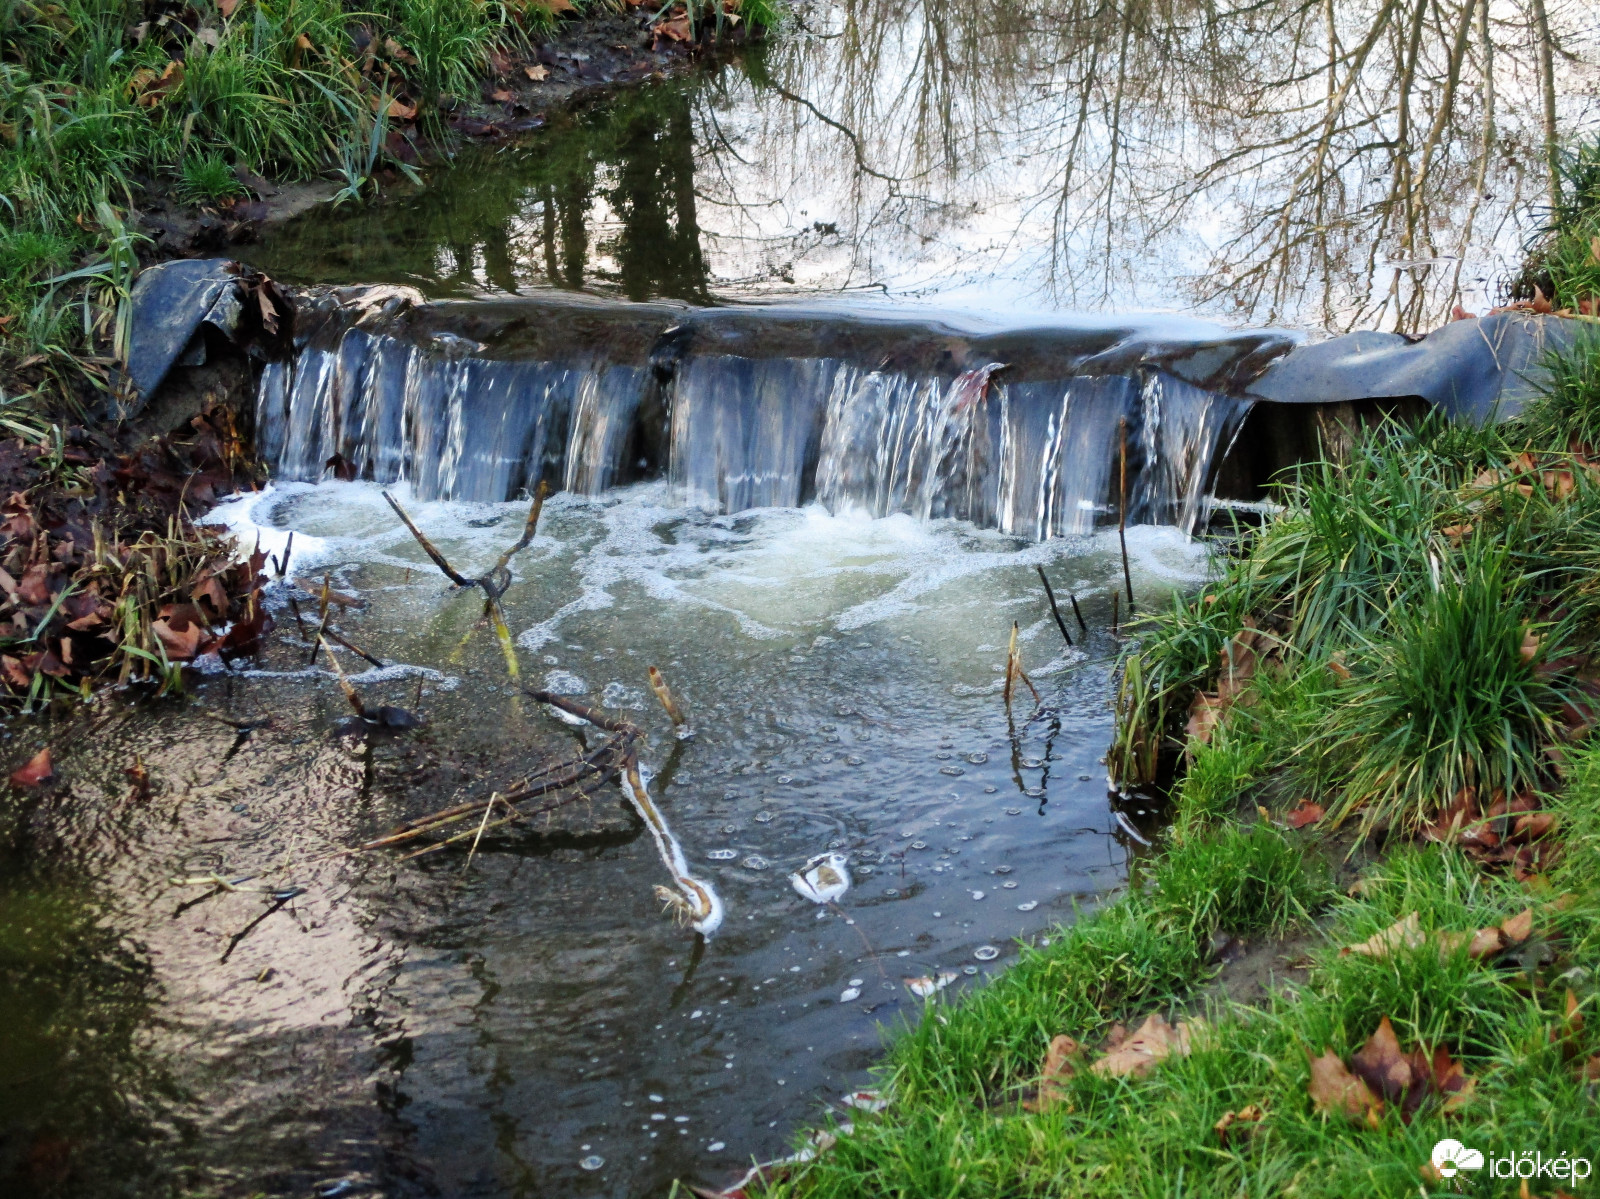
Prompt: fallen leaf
<box><xmin>489</xmin><ymin>88</ymin><xmax>514</xmax><ymax>103</ymax></box>
<box><xmin>1307</xmin><ymin>1049</ymin><xmax>1382</xmax><ymax>1125</ymax></box>
<box><xmin>219</xmin><ymin>0</ymin><xmax>239</xmax><ymax>16</ymax></box>
<box><xmin>1022</xmin><ymin>1034</ymin><xmax>1080</xmax><ymax>1112</ymax></box>
<box><xmin>151</xmin><ymin>617</ymin><xmax>202</xmax><ymax>661</ymax></box>
<box><xmin>1090</xmin><ymin>1013</ymin><xmax>1200</xmax><ymax>1078</ymax></box>
<box><xmin>1341</xmin><ymin>911</ymin><xmax>1424</xmax><ymax>959</ymax></box>
<box><xmin>1351</xmin><ymin>1015</ymin><xmax>1413</xmax><ymax>1102</ymax></box>
<box><xmin>1186</xmin><ymin>691</ymin><xmax>1222</xmax><ymax>744</ymax></box>
<box><xmin>1532</xmin><ymin>286</ymin><xmax>1554</xmax><ymax>315</ymax></box>
<box><xmin>1213</xmin><ymin>1103</ymin><xmax>1265</xmax><ymax>1145</ymax></box>
<box><xmin>1441</xmin><ymin>522</ymin><xmax>1473</xmax><ymax>544</ymax></box>
<box><xmin>1500</xmin><ymin>907</ymin><xmax>1534</xmax><ymax>944</ymax></box>
<box><xmin>10</xmin><ymin>748</ymin><xmax>54</xmax><ymax>788</ymax></box>
<box><xmin>1285</xmin><ymin>799</ymin><xmax>1324</xmax><ymax>829</ymax></box>
<box><xmin>525</xmin><ymin>64</ymin><xmax>548</xmax><ymax>81</ymax></box>
<box><xmin>1522</xmin><ymin>626</ymin><xmax>1543</xmax><ymax>663</ymax></box>
<box><xmin>653</xmin><ymin>13</ymin><xmax>693</xmax><ymax>42</ymax></box>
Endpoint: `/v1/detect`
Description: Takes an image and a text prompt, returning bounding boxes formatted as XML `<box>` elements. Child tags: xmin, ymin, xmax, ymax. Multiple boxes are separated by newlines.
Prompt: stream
<box><xmin>5</xmin><ymin>0</ymin><xmax>1599</xmax><ymax>1196</ymax></box>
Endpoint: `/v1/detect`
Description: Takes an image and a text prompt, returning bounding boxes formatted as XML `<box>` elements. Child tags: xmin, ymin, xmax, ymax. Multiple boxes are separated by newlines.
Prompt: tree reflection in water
<box><xmin>251</xmin><ymin>0</ymin><xmax>1598</xmax><ymax>332</ymax></box>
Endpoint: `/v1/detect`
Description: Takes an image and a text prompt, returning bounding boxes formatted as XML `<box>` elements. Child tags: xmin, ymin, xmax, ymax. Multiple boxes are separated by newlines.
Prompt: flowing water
<box><xmin>7</xmin><ymin>0</ymin><xmax>1600</xmax><ymax>1195</ymax></box>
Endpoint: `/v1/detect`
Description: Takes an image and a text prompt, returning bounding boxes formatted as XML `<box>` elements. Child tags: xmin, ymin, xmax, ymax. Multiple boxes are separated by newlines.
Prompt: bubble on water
<box><xmin>1018</xmin><ymin>901</ymin><xmax>1038</xmax><ymax>912</ymax></box>
<box><xmin>580</xmin><ymin>1155</ymin><xmax>605</xmax><ymax>1171</ymax></box>
<box><xmin>1003</xmin><ymin>881</ymin><xmax>1018</xmax><ymax>889</ymax></box>
<box><xmin>1025</xmin><ymin>786</ymin><xmax>1045</xmax><ymax>798</ymax></box>
<box><xmin>722</xmin><ymin>824</ymin><xmax>738</xmax><ymax>835</ymax></box>
<box><xmin>883</xmin><ymin>888</ymin><xmax>900</xmax><ymax>897</ymax></box>
<box><xmin>649</xmin><ymin>1093</ymin><xmax>664</xmax><ymax>1102</ymax></box>
<box><xmin>708</xmin><ymin>1142</ymin><xmax>726</xmax><ymax>1152</ymax></box>
<box><xmin>839</xmin><ymin>987</ymin><xmax>861</xmax><ymax>1002</ymax></box>
<box><xmin>1004</xmin><ymin>807</ymin><xmax>1021</xmax><ymax>816</ymax></box>
<box><xmin>674</xmin><ymin>1116</ymin><xmax>689</xmax><ymax>1123</ymax></box>
<box><xmin>849</xmin><ymin>977</ymin><xmax>864</xmax><ymax>987</ymax></box>
<box><xmin>742</xmin><ymin>855</ymin><xmax>770</xmax><ymax>870</ymax></box>
<box><xmin>967</xmin><ymin>752</ymin><xmax>988</xmax><ymax>764</ymax></box>
<box><xmin>994</xmin><ymin>864</ymin><xmax>1012</xmax><ymax>874</ymax></box>
<box><xmin>820</xmin><ymin>754</ymin><xmax>834</xmax><ymax>762</ymax></box>
<box><xmin>910</xmin><ymin>841</ymin><xmax>928</xmax><ymax>850</ymax></box>
<box><xmin>707</xmin><ymin>848</ymin><xmax>738</xmax><ymax>861</ymax></box>
<box><xmin>963</xmin><ymin>965</ymin><xmax>979</xmax><ymax>975</ymax></box>
<box><xmin>970</xmin><ymin>890</ymin><xmax>985</xmax><ymax>901</ymax></box>
<box><xmin>939</xmin><ymin>766</ymin><xmax>964</xmax><ymax>776</ymax></box>
<box><xmin>1079</xmin><ymin>774</ymin><xmax>1092</xmax><ymax>781</ymax></box>
<box><xmin>845</xmin><ymin>755</ymin><xmax>864</xmax><ymax>766</ymax></box>
<box><xmin>778</xmin><ymin>775</ymin><xmax>794</xmax><ymax>784</ymax></box>
<box><xmin>984</xmin><ymin>786</ymin><xmax>998</xmax><ymax>794</ymax></box>
<box><xmin>754</xmin><ymin>811</ymin><xmax>774</xmax><ymax>823</ymax></box>
<box><xmin>973</xmin><ymin>945</ymin><xmax>1000</xmax><ymax>961</ymax></box>
<box><xmin>935</xmin><ymin>752</ymin><xmax>952</xmax><ymax>760</ymax></box>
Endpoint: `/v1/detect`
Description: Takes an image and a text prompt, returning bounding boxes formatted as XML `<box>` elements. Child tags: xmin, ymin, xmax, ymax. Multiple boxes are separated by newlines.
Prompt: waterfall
<box><xmin>257</xmin><ymin>293</ymin><xmax>1257</xmax><ymax>536</ymax></box>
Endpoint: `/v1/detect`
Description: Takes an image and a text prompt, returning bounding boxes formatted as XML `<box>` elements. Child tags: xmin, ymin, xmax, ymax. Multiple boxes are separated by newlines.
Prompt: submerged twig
<box><xmin>1035</xmin><ymin>566</ymin><xmax>1073</xmax><ymax>648</ymax></box>
<box><xmin>1117</xmin><ymin>416</ymin><xmax>1135</xmax><ymax>611</ymax></box>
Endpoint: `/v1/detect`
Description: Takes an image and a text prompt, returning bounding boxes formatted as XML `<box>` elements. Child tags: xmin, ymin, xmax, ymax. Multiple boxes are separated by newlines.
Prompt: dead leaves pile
<box><xmin>1186</xmin><ymin>619</ymin><xmax>1284</xmax><ymax>745</ymax></box>
<box><xmin>1023</xmin><ymin>1013</ymin><xmax>1206</xmax><ymax>1112</ymax></box>
<box><xmin>1423</xmin><ymin>787</ymin><xmax>1563</xmax><ymax>880</ymax></box>
<box><xmin>0</xmin><ymin>407</ymin><xmax>272</xmax><ymax>704</ymax></box>
<box><xmin>1340</xmin><ymin>906</ymin><xmax>1536</xmax><ymax>963</ymax></box>
<box><xmin>651</xmin><ymin>0</ymin><xmax>745</xmax><ymax>48</ymax></box>
<box><xmin>1308</xmin><ymin>1016</ymin><xmax>1473</xmax><ymax>1126</ymax></box>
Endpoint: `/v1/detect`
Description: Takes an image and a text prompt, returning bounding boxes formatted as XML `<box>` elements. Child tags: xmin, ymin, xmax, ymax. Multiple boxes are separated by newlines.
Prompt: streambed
<box><xmin>4</xmin><ymin>485</ymin><xmax>1203</xmax><ymax>1197</ymax></box>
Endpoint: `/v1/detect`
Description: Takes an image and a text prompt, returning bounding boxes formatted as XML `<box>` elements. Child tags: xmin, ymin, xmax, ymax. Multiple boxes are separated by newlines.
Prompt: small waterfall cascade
<box><xmin>257</xmin><ymin>291</ymin><xmax>1262</xmax><ymax>537</ymax></box>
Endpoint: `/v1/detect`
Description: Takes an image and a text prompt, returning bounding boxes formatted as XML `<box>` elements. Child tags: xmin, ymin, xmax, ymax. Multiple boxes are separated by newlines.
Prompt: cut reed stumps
<box><xmin>1003</xmin><ymin>620</ymin><xmax>1041</xmax><ymax>711</ymax></box>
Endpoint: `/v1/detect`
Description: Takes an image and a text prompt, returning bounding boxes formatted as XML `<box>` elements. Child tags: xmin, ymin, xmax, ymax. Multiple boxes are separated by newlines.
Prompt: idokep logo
<box><xmin>1431</xmin><ymin>1139</ymin><xmax>1485</xmax><ymax>1179</ymax></box>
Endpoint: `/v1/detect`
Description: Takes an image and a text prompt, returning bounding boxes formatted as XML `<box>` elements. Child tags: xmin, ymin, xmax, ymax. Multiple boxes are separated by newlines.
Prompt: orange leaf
<box><xmin>10</xmin><ymin>748</ymin><xmax>54</xmax><ymax>788</ymax></box>
<box><xmin>1090</xmin><ymin>1013</ymin><xmax>1200</xmax><ymax>1078</ymax></box>
<box><xmin>1186</xmin><ymin>691</ymin><xmax>1222</xmax><ymax>744</ymax></box>
<box><xmin>1342</xmin><ymin>912</ymin><xmax>1424</xmax><ymax>959</ymax></box>
<box><xmin>219</xmin><ymin>0</ymin><xmax>239</xmax><ymax>16</ymax></box>
<box><xmin>1307</xmin><ymin>1049</ymin><xmax>1381</xmax><ymax>1125</ymax></box>
<box><xmin>1285</xmin><ymin>799</ymin><xmax>1324</xmax><ymax>829</ymax></box>
<box><xmin>1021</xmin><ymin>1034</ymin><xmax>1080</xmax><ymax>1112</ymax></box>
<box><xmin>490</xmin><ymin>88</ymin><xmax>514</xmax><ymax>102</ymax></box>
<box><xmin>525</xmin><ymin>64</ymin><xmax>548</xmax><ymax>81</ymax></box>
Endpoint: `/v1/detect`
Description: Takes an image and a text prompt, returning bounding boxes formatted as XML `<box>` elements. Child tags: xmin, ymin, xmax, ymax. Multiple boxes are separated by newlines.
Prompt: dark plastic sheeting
<box><xmin>124</xmin><ymin>258</ymin><xmax>242</xmax><ymax>406</ymax></box>
<box><xmin>1245</xmin><ymin>311</ymin><xmax>1577</xmax><ymax>422</ymax></box>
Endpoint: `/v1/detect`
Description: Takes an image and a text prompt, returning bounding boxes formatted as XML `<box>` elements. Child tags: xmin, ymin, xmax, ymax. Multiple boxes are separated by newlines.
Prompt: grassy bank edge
<box><xmin>747</xmin><ymin>152</ymin><xmax>1600</xmax><ymax>1199</ymax></box>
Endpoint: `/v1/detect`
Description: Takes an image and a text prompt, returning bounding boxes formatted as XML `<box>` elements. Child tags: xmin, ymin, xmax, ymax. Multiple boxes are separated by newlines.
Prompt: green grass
<box><xmin>759</xmin><ymin>769</ymin><xmax>1600</xmax><ymax>1199</ymax></box>
<box><xmin>0</xmin><ymin>0</ymin><xmax>783</xmax><ymax>409</ymax></box>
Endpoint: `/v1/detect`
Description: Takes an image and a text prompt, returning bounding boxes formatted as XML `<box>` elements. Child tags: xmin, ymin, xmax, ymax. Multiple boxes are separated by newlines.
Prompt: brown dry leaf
<box><xmin>1341</xmin><ymin>912</ymin><xmax>1423</xmax><ymax>959</ymax></box>
<box><xmin>1581</xmin><ymin>1055</ymin><xmax>1600</xmax><ymax>1082</ymax></box>
<box><xmin>1468</xmin><ymin>467</ymin><xmax>1503</xmax><ymax>492</ymax></box>
<box><xmin>1351</xmin><ymin>1016</ymin><xmax>1414</xmax><ymax>1102</ymax></box>
<box><xmin>1212</xmin><ymin>1104</ymin><xmax>1264</xmax><ymax>1145</ymax></box>
<box><xmin>525</xmin><ymin>64</ymin><xmax>548</xmax><ymax>81</ymax></box>
<box><xmin>219</xmin><ymin>0</ymin><xmax>239</xmax><ymax>17</ymax></box>
<box><xmin>1284</xmin><ymin>799</ymin><xmax>1324</xmax><ymax>829</ymax></box>
<box><xmin>1521</xmin><ymin>626</ymin><xmax>1543</xmax><ymax>663</ymax></box>
<box><xmin>489</xmin><ymin>88</ymin><xmax>514</xmax><ymax>102</ymax></box>
<box><xmin>1327</xmin><ymin>651</ymin><xmax>1350</xmax><ymax>682</ymax></box>
<box><xmin>654</xmin><ymin>13</ymin><xmax>693</xmax><ymax>42</ymax></box>
<box><xmin>1090</xmin><ymin>1013</ymin><xmax>1200</xmax><ymax>1078</ymax></box>
<box><xmin>192</xmin><ymin>575</ymin><xmax>229</xmax><ymax>616</ymax></box>
<box><xmin>531</xmin><ymin>0</ymin><xmax>577</xmax><ymax>12</ymax></box>
<box><xmin>1440</xmin><ymin>522</ymin><xmax>1473</xmax><ymax>545</ymax></box>
<box><xmin>10</xmin><ymin>748</ymin><xmax>54</xmax><ymax>788</ymax></box>
<box><xmin>1307</xmin><ymin>1049</ymin><xmax>1382</xmax><ymax>1125</ymax></box>
<box><xmin>1186</xmin><ymin>691</ymin><xmax>1222</xmax><ymax>744</ymax></box>
<box><xmin>374</xmin><ymin>94</ymin><xmax>416</xmax><ymax>121</ymax></box>
<box><xmin>1021</xmin><ymin>1034</ymin><xmax>1080</xmax><ymax>1113</ymax></box>
<box><xmin>1532</xmin><ymin>286</ymin><xmax>1554</xmax><ymax>315</ymax></box>
<box><xmin>1500</xmin><ymin>907</ymin><xmax>1534</xmax><ymax>944</ymax></box>
<box><xmin>151</xmin><ymin>618</ymin><xmax>202</xmax><ymax>661</ymax></box>
<box><xmin>1557</xmin><ymin>989</ymin><xmax>1585</xmax><ymax>1060</ymax></box>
